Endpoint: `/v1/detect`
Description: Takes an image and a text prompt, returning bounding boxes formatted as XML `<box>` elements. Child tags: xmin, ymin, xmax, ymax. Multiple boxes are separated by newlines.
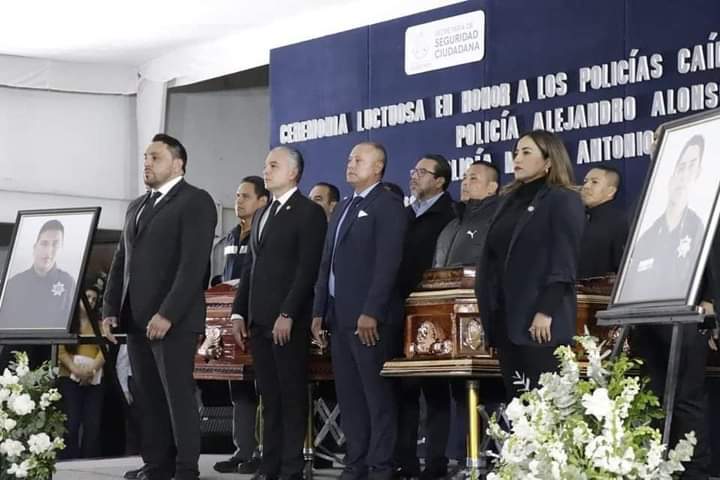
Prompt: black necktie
<box><xmin>136</xmin><ymin>191</ymin><xmax>161</xmax><ymax>234</ymax></box>
<box><xmin>260</xmin><ymin>200</ymin><xmax>281</xmax><ymax>242</ymax></box>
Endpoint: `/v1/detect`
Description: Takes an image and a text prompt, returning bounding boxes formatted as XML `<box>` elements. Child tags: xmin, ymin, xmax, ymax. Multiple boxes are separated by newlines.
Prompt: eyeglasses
<box><xmin>409</xmin><ymin>167</ymin><xmax>438</xmax><ymax>178</ymax></box>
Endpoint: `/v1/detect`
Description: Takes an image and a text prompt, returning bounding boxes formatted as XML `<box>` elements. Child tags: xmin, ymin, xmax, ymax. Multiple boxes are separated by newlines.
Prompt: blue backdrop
<box><xmin>269</xmin><ymin>0</ymin><xmax>720</xmax><ymax>209</ymax></box>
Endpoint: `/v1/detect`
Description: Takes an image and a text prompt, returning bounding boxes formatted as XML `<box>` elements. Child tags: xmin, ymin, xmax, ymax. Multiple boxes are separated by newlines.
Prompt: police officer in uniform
<box><xmin>578</xmin><ymin>166</ymin><xmax>628</xmax><ymax>278</ymax></box>
<box><xmin>214</xmin><ymin>176</ymin><xmax>269</xmax><ymax>475</ymax></box>
<box><xmin>0</xmin><ymin>219</ymin><xmax>75</xmax><ymax>368</ymax></box>
<box><xmin>624</xmin><ymin>136</ymin><xmax>704</xmax><ymax>302</ymax></box>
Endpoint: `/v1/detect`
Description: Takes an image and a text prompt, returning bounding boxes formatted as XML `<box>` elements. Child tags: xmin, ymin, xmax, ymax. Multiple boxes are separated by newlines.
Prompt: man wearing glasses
<box><xmin>394</xmin><ymin>154</ymin><xmax>456</xmax><ymax>480</ymax></box>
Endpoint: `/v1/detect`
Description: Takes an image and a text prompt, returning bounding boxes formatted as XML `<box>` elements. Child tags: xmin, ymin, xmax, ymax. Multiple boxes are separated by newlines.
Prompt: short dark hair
<box><xmin>470</xmin><ymin>160</ymin><xmax>501</xmax><ymax>186</ymax></box>
<box><xmin>676</xmin><ymin>134</ymin><xmax>705</xmax><ymax>168</ymax></box>
<box><xmin>36</xmin><ymin>220</ymin><xmax>64</xmax><ymax>243</ymax></box>
<box><xmin>152</xmin><ymin>133</ymin><xmax>188</xmax><ymax>172</ymax></box>
<box><xmin>382</xmin><ymin>182</ymin><xmax>404</xmax><ymax>198</ymax></box>
<box><xmin>422</xmin><ymin>154</ymin><xmax>451</xmax><ymax>190</ymax></box>
<box><xmin>241</xmin><ymin>175</ymin><xmax>270</xmax><ymax>201</ymax></box>
<box><xmin>592</xmin><ymin>165</ymin><xmax>621</xmax><ymax>190</ymax></box>
<box><xmin>314</xmin><ymin>182</ymin><xmax>340</xmax><ymax>203</ymax></box>
<box><xmin>359</xmin><ymin>142</ymin><xmax>388</xmax><ymax>178</ymax></box>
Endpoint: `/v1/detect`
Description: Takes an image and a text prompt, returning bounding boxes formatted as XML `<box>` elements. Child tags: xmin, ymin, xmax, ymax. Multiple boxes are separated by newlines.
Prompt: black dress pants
<box><xmin>127</xmin><ymin>332</ymin><xmax>200</xmax><ymax>480</ymax></box>
<box><xmin>632</xmin><ymin>324</ymin><xmax>710</xmax><ymax>480</ymax></box>
<box><xmin>249</xmin><ymin>322</ymin><xmax>309</xmax><ymax>478</ymax></box>
<box><xmin>330</xmin><ymin>322</ymin><xmax>397</xmax><ymax>479</ymax></box>
<box><xmin>58</xmin><ymin>377</ymin><xmax>104</xmax><ymax>459</ymax></box>
<box><xmin>229</xmin><ymin>380</ymin><xmax>259</xmax><ymax>459</ymax></box>
<box><xmin>395</xmin><ymin>378</ymin><xmax>450</xmax><ymax>472</ymax></box>
<box><xmin>494</xmin><ymin>316</ymin><xmax>560</xmax><ymax>402</ymax></box>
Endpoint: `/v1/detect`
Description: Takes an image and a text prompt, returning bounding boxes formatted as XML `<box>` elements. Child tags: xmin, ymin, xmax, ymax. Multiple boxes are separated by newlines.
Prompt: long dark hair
<box><xmin>502</xmin><ymin>130</ymin><xmax>575</xmax><ymax>194</ymax></box>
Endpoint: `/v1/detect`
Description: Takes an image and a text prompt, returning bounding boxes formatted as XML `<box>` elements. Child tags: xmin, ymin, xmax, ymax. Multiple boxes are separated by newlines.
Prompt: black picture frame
<box><xmin>0</xmin><ymin>207</ymin><xmax>100</xmax><ymax>343</ymax></box>
<box><xmin>600</xmin><ymin>108</ymin><xmax>720</xmax><ymax>324</ymax></box>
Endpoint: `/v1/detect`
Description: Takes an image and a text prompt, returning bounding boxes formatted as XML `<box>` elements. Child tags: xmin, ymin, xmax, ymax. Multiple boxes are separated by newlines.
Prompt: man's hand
<box><xmin>701</xmin><ymin>301</ymin><xmax>719</xmax><ymax>351</ymax></box>
<box><xmin>529</xmin><ymin>313</ymin><xmax>552</xmax><ymax>344</ymax></box>
<box><xmin>101</xmin><ymin>316</ymin><xmax>119</xmax><ymax>344</ymax></box>
<box><xmin>311</xmin><ymin>317</ymin><xmax>327</xmax><ymax>348</ymax></box>
<box><xmin>146</xmin><ymin>313</ymin><xmax>172</xmax><ymax>340</ymax></box>
<box><xmin>272</xmin><ymin>315</ymin><xmax>293</xmax><ymax>346</ymax></box>
<box><xmin>355</xmin><ymin>314</ymin><xmax>379</xmax><ymax>346</ymax></box>
<box><xmin>232</xmin><ymin>317</ymin><xmax>249</xmax><ymax>352</ymax></box>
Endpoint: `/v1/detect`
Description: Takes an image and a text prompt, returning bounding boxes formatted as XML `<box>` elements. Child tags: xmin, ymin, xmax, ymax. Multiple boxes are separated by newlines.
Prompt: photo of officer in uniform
<box><xmin>620</xmin><ymin>134</ymin><xmax>705</xmax><ymax>303</ymax></box>
<box><xmin>0</xmin><ymin>219</ymin><xmax>77</xmax><ymax>329</ymax></box>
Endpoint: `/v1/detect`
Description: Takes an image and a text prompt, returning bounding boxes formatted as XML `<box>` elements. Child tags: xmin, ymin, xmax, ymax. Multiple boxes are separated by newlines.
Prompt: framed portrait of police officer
<box><xmin>0</xmin><ymin>207</ymin><xmax>100</xmax><ymax>340</ymax></box>
<box><xmin>614</xmin><ymin>109</ymin><xmax>720</xmax><ymax>308</ymax></box>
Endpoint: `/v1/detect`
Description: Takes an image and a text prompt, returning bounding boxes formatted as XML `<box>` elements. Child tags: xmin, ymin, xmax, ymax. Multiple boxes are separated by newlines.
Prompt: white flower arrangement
<box><xmin>486</xmin><ymin>335</ymin><xmax>696</xmax><ymax>480</ymax></box>
<box><xmin>0</xmin><ymin>352</ymin><xmax>66</xmax><ymax>479</ymax></box>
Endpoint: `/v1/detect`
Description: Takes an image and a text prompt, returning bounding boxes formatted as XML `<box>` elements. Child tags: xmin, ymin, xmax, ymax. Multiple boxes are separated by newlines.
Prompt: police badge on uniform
<box><xmin>51</xmin><ymin>281</ymin><xmax>65</xmax><ymax>296</ymax></box>
<box><xmin>677</xmin><ymin>235</ymin><xmax>692</xmax><ymax>258</ymax></box>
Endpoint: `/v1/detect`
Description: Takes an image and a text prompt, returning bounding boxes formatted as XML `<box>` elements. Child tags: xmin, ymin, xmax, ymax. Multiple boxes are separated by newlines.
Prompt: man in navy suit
<box><xmin>312</xmin><ymin>142</ymin><xmax>407</xmax><ymax>480</ymax></box>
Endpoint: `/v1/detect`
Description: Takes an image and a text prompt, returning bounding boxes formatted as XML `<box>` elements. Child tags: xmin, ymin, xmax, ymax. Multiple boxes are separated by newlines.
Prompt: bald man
<box><xmin>578</xmin><ymin>166</ymin><xmax>629</xmax><ymax>278</ymax></box>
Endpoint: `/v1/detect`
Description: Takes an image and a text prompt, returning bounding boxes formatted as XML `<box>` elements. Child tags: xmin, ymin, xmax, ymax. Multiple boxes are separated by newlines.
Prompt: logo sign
<box><xmin>405</xmin><ymin>10</ymin><xmax>485</xmax><ymax>76</ymax></box>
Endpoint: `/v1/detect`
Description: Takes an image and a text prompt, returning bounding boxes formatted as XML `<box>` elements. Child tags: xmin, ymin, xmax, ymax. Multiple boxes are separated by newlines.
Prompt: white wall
<box><xmin>165</xmin><ymin>78</ymin><xmax>270</xmax><ymax>235</ymax></box>
<box><xmin>0</xmin><ymin>86</ymin><xmax>137</xmax><ymax>229</ymax></box>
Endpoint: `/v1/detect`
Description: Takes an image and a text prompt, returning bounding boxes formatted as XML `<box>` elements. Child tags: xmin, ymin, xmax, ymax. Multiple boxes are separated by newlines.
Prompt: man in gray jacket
<box><xmin>434</xmin><ymin>161</ymin><xmax>499</xmax><ymax>268</ymax></box>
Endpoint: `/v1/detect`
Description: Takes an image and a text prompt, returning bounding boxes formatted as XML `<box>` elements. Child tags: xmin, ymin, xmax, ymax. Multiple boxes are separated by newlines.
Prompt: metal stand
<box><xmin>601</xmin><ymin>307</ymin><xmax>703</xmax><ymax>447</ymax></box>
<box><xmin>303</xmin><ymin>383</ymin><xmax>315</xmax><ymax>480</ymax></box>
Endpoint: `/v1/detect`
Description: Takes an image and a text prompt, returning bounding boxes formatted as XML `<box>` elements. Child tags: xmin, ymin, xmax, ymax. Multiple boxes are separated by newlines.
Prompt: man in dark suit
<box><xmin>313</xmin><ymin>142</ymin><xmax>407</xmax><ymax>480</ymax></box>
<box><xmin>101</xmin><ymin>133</ymin><xmax>217</xmax><ymax>480</ymax></box>
<box><xmin>394</xmin><ymin>154</ymin><xmax>455</xmax><ymax>480</ymax></box>
<box><xmin>231</xmin><ymin>146</ymin><xmax>327</xmax><ymax>480</ymax></box>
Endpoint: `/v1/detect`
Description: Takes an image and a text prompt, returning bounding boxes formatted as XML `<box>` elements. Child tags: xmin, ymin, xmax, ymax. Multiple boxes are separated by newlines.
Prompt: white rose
<box><xmin>581</xmin><ymin>388</ymin><xmax>613</xmax><ymax>421</ymax></box>
<box><xmin>0</xmin><ymin>388</ymin><xmax>10</xmax><ymax>403</ymax></box>
<box><xmin>9</xmin><ymin>394</ymin><xmax>35</xmax><ymax>416</ymax></box>
<box><xmin>0</xmin><ymin>439</ymin><xmax>25</xmax><ymax>458</ymax></box>
<box><xmin>0</xmin><ymin>370</ymin><xmax>18</xmax><ymax>387</ymax></box>
<box><xmin>7</xmin><ymin>459</ymin><xmax>31</xmax><ymax>478</ymax></box>
<box><xmin>3</xmin><ymin>418</ymin><xmax>16</xmax><ymax>431</ymax></box>
<box><xmin>27</xmin><ymin>433</ymin><xmax>52</xmax><ymax>455</ymax></box>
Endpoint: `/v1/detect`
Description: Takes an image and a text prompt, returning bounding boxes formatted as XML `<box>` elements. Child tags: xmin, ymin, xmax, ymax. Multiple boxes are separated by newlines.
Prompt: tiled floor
<box><xmin>54</xmin><ymin>455</ymin><xmax>343</xmax><ymax>480</ymax></box>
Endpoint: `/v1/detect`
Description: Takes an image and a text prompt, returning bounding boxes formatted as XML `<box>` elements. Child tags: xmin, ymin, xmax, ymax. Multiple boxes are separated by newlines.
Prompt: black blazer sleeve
<box><xmin>313</xmin><ymin>205</ymin><xmax>342</xmax><ymax>318</ymax></box>
<box><xmin>231</xmin><ymin>247</ymin><xmax>253</xmax><ymax>318</ymax></box>
<box><xmin>158</xmin><ymin>190</ymin><xmax>218</xmax><ymax>324</ymax></box>
<box><xmin>103</xmin><ymin>237</ymin><xmax>125</xmax><ymax>319</ymax></box>
<box><xmin>362</xmin><ymin>195</ymin><xmax>407</xmax><ymax>320</ymax></box>
<box><xmin>281</xmin><ymin>203</ymin><xmax>327</xmax><ymax>319</ymax></box>
<box><xmin>547</xmin><ymin>189</ymin><xmax>585</xmax><ymax>285</ymax></box>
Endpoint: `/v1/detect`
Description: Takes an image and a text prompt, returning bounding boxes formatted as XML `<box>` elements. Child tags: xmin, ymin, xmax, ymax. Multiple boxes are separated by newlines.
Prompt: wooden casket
<box><xmin>193</xmin><ymin>283</ymin><xmax>333</xmax><ymax>381</ymax></box>
<box><xmin>402</xmin><ymin>267</ymin><xmax>617</xmax><ymax>360</ymax></box>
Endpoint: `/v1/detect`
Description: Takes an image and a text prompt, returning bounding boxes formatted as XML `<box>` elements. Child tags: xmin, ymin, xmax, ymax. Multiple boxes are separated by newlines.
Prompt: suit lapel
<box><xmin>504</xmin><ymin>184</ymin><xmax>551</xmax><ymax>270</ymax></box>
<box><xmin>253</xmin><ymin>203</ymin><xmax>270</xmax><ymax>250</ymax></box>
<box><xmin>259</xmin><ymin>190</ymin><xmax>301</xmax><ymax>248</ymax></box>
<box><xmin>135</xmin><ymin>179</ymin><xmax>186</xmax><ymax>239</ymax></box>
<box><xmin>337</xmin><ymin>184</ymin><xmax>382</xmax><ymax>246</ymax></box>
<box><xmin>126</xmin><ymin>194</ymin><xmax>148</xmax><ymax>242</ymax></box>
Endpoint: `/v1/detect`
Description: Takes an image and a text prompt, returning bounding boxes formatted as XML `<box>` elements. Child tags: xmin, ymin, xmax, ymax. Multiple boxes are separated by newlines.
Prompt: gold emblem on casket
<box><xmin>409</xmin><ymin>320</ymin><xmax>452</xmax><ymax>356</ymax></box>
<box><xmin>463</xmin><ymin>318</ymin><xmax>485</xmax><ymax>351</ymax></box>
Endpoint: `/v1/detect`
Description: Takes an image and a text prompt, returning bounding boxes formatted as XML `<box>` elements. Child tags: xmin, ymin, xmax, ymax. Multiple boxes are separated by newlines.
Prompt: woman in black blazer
<box><xmin>475</xmin><ymin>130</ymin><xmax>584</xmax><ymax>400</ymax></box>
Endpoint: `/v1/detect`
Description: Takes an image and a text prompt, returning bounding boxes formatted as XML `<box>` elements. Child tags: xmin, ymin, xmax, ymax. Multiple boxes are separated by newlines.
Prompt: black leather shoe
<box><xmin>393</xmin><ymin>466</ymin><xmax>420</xmax><ymax>479</ymax></box>
<box><xmin>419</xmin><ymin>465</ymin><xmax>447</xmax><ymax>480</ymax></box>
<box><xmin>214</xmin><ymin>454</ymin><xmax>244</xmax><ymax>473</ymax></box>
<box><xmin>314</xmin><ymin>456</ymin><xmax>334</xmax><ymax>469</ymax></box>
<box><xmin>238</xmin><ymin>456</ymin><xmax>262</xmax><ymax>474</ymax></box>
<box><xmin>250</xmin><ymin>473</ymin><xmax>278</xmax><ymax>480</ymax></box>
<box><xmin>124</xmin><ymin>465</ymin><xmax>146</xmax><ymax>479</ymax></box>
